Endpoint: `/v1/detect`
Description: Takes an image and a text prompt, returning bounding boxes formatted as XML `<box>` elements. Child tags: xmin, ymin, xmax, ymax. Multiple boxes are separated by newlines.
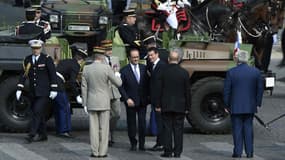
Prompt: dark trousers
<box><xmin>53</xmin><ymin>91</ymin><xmax>71</xmax><ymax>134</ymax></box>
<box><xmin>231</xmin><ymin>114</ymin><xmax>254</xmax><ymax>156</ymax></box>
<box><xmin>29</xmin><ymin>96</ymin><xmax>49</xmax><ymax>137</ymax></box>
<box><xmin>126</xmin><ymin>105</ymin><xmax>146</xmax><ymax>148</ymax></box>
<box><xmin>162</xmin><ymin>112</ymin><xmax>185</xmax><ymax>155</ymax></box>
<box><xmin>152</xmin><ymin>105</ymin><xmax>164</xmax><ymax>146</ymax></box>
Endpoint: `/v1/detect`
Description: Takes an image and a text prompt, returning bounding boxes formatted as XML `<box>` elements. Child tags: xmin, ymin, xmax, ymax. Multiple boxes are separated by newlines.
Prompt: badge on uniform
<box><xmin>38</xmin><ymin>64</ymin><xmax>46</xmax><ymax>67</ymax></box>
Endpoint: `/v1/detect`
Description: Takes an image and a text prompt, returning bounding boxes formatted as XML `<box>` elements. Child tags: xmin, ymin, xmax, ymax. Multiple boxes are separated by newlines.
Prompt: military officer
<box><xmin>101</xmin><ymin>40</ymin><xmax>122</xmax><ymax>146</ymax></box>
<box><xmin>52</xmin><ymin>46</ymin><xmax>87</xmax><ymax>138</ymax></box>
<box><xmin>17</xmin><ymin>8</ymin><xmax>46</xmax><ymax>42</ymax></box>
<box><xmin>16</xmin><ymin>39</ymin><xmax>58</xmax><ymax>143</ymax></box>
<box><xmin>118</xmin><ymin>9</ymin><xmax>143</xmax><ymax>57</ymax></box>
<box><xmin>31</xmin><ymin>5</ymin><xmax>52</xmax><ymax>39</ymax></box>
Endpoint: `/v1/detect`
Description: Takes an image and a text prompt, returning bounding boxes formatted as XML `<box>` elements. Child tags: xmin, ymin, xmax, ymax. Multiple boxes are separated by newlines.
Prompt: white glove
<box><xmin>273</xmin><ymin>34</ymin><xmax>278</xmax><ymax>45</ymax></box>
<box><xmin>115</xmin><ymin>72</ymin><xmax>121</xmax><ymax>77</ymax></box>
<box><xmin>76</xmin><ymin>95</ymin><xmax>82</xmax><ymax>104</ymax></box>
<box><xmin>83</xmin><ymin>106</ymin><xmax>88</xmax><ymax>114</ymax></box>
<box><xmin>49</xmin><ymin>91</ymin><xmax>58</xmax><ymax>99</ymax></box>
<box><xmin>16</xmin><ymin>90</ymin><xmax>22</xmax><ymax>101</ymax></box>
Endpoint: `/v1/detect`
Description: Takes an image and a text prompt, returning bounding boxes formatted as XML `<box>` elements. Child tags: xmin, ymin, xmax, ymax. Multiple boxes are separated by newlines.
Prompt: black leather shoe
<box><xmin>24</xmin><ymin>136</ymin><xmax>34</xmax><ymax>144</ymax></box>
<box><xmin>99</xmin><ymin>155</ymin><xmax>108</xmax><ymax>158</ymax></box>
<box><xmin>130</xmin><ymin>145</ymin><xmax>137</xmax><ymax>151</ymax></box>
<box><xmin>34</xmin><ymin>135</ymin><xmax>48</xmax><ymax>142</ymax></box>
<box><xmin>150</xmin><ymin>144</ymin><xmax>164</xmax><ymax>151</ymax></box>
<box><xmin>174</xmin><ymin>154</ymin><xmax>181</xmax><ymax>158</ymax></box>
<box><xmin>139</xmin><ymin>147</ymin><xmax>145</xmax><ymax>151</ymax></box>
<box><xmin>90</xmin><ymin>154</ymin><xmax>99</xmax><ymax>158</ymax></box>
<box><xmin>247</xmin><ymin>154</ymin><xmax>253</xmax><ymax>158</ymax></box>
<box><xmin>58</xmin><ymin>132</ymin><xmax>73</xmax><ymax>138</ymax></box>
<box><xmin>232</xmin><ymin>154</ymin><xmax>241</xmax><ymax>158</ymax></box>
<box><xmin>160</xmin><ymin>153</ymin><xmax>172</xmax><ymax>157</ymax></box>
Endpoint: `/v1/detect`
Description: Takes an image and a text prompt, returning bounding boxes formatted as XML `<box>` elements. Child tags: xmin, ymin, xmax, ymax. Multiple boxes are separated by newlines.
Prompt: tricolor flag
<box><xmin>234</xmin><ymin>30</ymin><xmax>242</xmax><ymax>57</ymax></box>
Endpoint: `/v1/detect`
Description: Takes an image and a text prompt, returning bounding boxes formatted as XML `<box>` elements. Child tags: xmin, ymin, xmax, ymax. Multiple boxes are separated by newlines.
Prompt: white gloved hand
<box><xmin>273</xmin><ymin>34</ymin><xmax>278</xmax><ymax>45</ymax></box>
<box><xmin>76</xmin><ymin>95</ymin><xmax>82</xmax><ymax>104</ymax></box>
<box><xmin>83</xmin><ymin>106</ymin><xmax>88</xmax><ymax>114</ymax></box>
<box><xmin>49</xmin><ymin>91</ymin><xmax>58</xmax><ymax>99</ymax></box>
<box><xmin>16</xmin><ymin>90</ymin><xmax>22</xmax><ymax>101</ymax></box>
<box><xmin>115</xmin><ymin>72</ymin><xmax>121</xmax><ymax>77</ymax></box>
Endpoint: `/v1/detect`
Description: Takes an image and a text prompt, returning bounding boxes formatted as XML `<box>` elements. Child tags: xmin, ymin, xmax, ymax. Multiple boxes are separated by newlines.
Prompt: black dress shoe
<box><xmin>58</xmin><ymin>132</ymin><xmax>73</xmax><ymax>138</ymax></box>
<box><xmin>150</xmin><ymin>144</ymin><xmax>164</xmax><ymax>151</ymax></box>
<box><xmin>99</xmin><ymin>155</ymin><xmax>108</xmax><ymax>158</ymax></box>
<box><xmin>90</xmin><ymin>154</ymin><xmax>99</xmax><ymax>158</ymax></box>
<box><xmin>130</xmin><ymin>145</ymin><xmax>137</xmax><ymax>151</ymax></box>
<box><xmin>139</xmin><ymin>147</ymin><xmax>145</xmax><ymax>151</ymax></box>
<box><xmin>174</xmin><ymin>154</ymin><xmax>181</xmax><ymax>158</ymax></box>
<box><xmin>160</xmin><ymin>153</ymin><xmax>172</xmax><ymax>157</ymax></box>
<box><xmin>24</xmin><ymin>136</ymin><xmax>34</xmax><ymax>144</ymax></box>
<box><xmin>247</xmin><ymin>154</ymin><xmax>253</xmax><ymax>158</ymax></box>
<box><xmin>34</xmin><ymin>135</ymin><xmax>48</xmax><ymax>142</ymax></box>
<box><xmin>232</xmin><ymin>154</ymin><xmax>241</xmax><ymax>158</ymax></box>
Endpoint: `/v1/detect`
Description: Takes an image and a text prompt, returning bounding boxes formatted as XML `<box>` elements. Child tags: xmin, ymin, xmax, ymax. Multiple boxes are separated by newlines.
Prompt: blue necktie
<box><xmin>133</xmin><ymin>65</ymin><xmax>140</xmax><ymax>83</ymax></box>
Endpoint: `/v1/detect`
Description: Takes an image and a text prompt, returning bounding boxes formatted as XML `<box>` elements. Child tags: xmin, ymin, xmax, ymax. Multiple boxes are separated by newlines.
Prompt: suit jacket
<box><xmin>223</xmin><ymin>63</ymin><xmax>264</xmax><ymax>114</ymax></box>
<box><xmin>103</xmin><ymin>55</ymin><xmax>121</xmax><ymax>99</ymax></box>
<box><xmin>119</xmin><ymin>63</ymin><xmax>149</xmax><ymax>107</ymax></box>
<box><xmin>81</xmin><ymin>61</ymin><xmax>122</xmax><ymax>111</ymax></box>
<box><xmin>149</xmin><ymin>59</ymin><xmax>167</xmax><ymax>105</ymax></box>
<box><xmin>17</xmin><ymin>53</ymin><xmax>58</xmax><ymax>97</ymax></box>
<box><xmin>157</xmin><ymin>64</ymin><xmax>191</xmax><ymax>113</ymax></box>
<box><xmin>56</xmin><ymin>58</ymin><xmax>80</xmax><ymax>95</ymax></box>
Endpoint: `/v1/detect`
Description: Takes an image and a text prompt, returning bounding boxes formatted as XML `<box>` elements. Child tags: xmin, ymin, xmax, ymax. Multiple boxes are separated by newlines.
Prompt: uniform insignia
<box><xmin>24</xmin><ymin>62</ymin><xmax>31</xmax><ymax>77</ymax></box>
<box><xmin>38</xmin><ymin>64</ymin><xmax>46</xmax><ymax>67</ymax></box>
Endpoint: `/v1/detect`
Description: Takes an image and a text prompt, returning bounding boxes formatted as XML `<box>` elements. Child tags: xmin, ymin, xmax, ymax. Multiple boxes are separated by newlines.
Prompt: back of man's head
<box><xmin>236</xmin><ymin>50</ymin><xmax>249</xmax><ymax>63</ymax></box>
<box><xmin>94</xmin><ymin>54</ymin><xmax>105</xmax><ymax>61</ymax></box>
<box><xmin>169</xmin><ymin>48</ymin><xmax>183</xmax><ymax>63</ymax></box>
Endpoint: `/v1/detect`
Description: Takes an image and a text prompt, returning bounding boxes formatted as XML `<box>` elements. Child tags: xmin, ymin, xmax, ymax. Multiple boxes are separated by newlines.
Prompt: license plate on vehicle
<box><xmin>67</xmin><ymin>25</ymin><xmax>90</xmax><ymax>31</ymax></box>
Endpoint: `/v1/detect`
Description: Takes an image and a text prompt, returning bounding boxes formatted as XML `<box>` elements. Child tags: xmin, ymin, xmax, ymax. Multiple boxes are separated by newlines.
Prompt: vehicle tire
<box><xmin>0</xmin><ymin>76</ymin><xmax>31</xmax><ymax>132</ymax></box>
<box><xmin>187</xmin><ymin>77</ymin><xmax>231</xmax><ymax>134</ymax></box>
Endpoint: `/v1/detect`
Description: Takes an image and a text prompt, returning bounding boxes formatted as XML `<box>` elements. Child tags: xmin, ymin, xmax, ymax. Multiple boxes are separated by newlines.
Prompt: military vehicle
<box><xmin>41</xmin><ymin>0</ymin><xmax>112</xmax><ymax>50</ymax></box>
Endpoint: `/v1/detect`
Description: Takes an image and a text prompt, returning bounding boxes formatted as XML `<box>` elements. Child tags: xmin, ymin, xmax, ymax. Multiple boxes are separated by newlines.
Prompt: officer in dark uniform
<box><xmin>118</xmin><ymin>9</ymin><xmax>143</xmax><ymax>57</ymax></box>
<box><xmin>16</xmin><ymin>39</ymin><xmax>58</xmax><ymax>143</ymax></box>
<box><xmin>52</xmin><ymin>46</ymin><xmax>87</xmax><ymax>138</ymax></box>
<box><xmin>17</xmin><ymin>8</ymin><xmax>46</xmax><ymax>42</ymax></box>
<box><xmin>32</xmin><ymin>5</ymin><xmax>52</xmax><ymax>39</ymax></box>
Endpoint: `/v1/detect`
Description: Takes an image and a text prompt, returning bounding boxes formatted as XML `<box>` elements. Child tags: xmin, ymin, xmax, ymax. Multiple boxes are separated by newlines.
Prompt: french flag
<box><xmin>234</xmin><ymin>30</ymin><xmax>242</xmax><ymax>57</ymax></box>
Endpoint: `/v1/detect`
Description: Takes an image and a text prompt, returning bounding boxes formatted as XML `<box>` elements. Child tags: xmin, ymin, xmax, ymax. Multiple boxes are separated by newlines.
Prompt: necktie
<box><xmin>107</xmin><ymin>56</ymin><xmax>112</xmax><ymax>66</ymax></box>
<box><xmin>133</xmin><ymin>64</ymin><xmax>140</xmax><ymax>83</ymax></box>
<box><xmin>33</xmin><ymin>55</ymin><xmax>38</xmax><ymax>64</ymax></box>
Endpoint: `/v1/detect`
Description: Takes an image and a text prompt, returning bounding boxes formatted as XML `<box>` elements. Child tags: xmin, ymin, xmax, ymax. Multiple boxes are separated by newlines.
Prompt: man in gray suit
<box><xmin>101</xmin><ymin>40</ymin><xmax>122</xmax><ymax>146</ymax></box>
<box><xmin>81</xmin><ymin>54</ymin><xmax>122</xmax><ymax>158</ymax></box>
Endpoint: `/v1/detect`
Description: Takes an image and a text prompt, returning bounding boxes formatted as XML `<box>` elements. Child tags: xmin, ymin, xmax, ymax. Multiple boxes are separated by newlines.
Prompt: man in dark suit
<box><xmin>156</xmin><ymin>48</ymin><xmax>191</xmax><ymax>158</ymax></box>
<box><xmin>16</xmin><ymin>39</ymin><xmax>58</xmax><ymax>143</ymax></box>
<box><xmin>147</xmin><ymin>47</ymin><xmax>167</xmax><ymax>151</ymax></box>
<box><xmin>119</xmin><ymin>48</ymin><xmax>149</xmax><ymax>151</ymax></box>
<box><xmin>224</xmin><ymin>50</ymin><xmax>264</xmax><ymax>158</ymax></box>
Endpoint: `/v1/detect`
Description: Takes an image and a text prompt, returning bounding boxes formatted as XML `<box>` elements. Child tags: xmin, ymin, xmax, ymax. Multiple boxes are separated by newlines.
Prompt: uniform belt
<box><xmin>56</xmin><ymin>72</ymin><xmax>65</xmax><ymax>83</ymax></box>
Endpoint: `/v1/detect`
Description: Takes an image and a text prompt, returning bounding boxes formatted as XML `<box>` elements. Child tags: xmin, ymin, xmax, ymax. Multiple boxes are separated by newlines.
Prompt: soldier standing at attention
<box><xmin>17</xmin><ymin>8</ymin><xmax>46</xmax><ymax>42</ymax></box>
<box><xmin>118</xmin><ymin>9</ymin><xmax>143</xmax><ymax>57</ymax></box>
<box><xmin>31</xmin><ymin>5</ymin><xmax>52</xmax><ymax>39</ymax></box>
<box><xmin>16</xmin><ymin>39</ymin><xmax>58</xmax><ymax>143</ymax></box>
<box><xmin>52</xmin><ymin>47</ymin><xmax>87</xmax><ymax>138</ymax></box>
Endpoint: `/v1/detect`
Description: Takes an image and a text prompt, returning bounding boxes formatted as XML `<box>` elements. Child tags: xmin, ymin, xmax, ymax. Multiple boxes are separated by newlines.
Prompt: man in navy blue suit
<box><xmin>119</xmin><ymin>48</ymin><xmax>149</xmax><ymax>151</ymax></box>
<box><xmin>224</xmin><ymin>50</ymin><xmax>264</xmax><ymax>158</ymax></box>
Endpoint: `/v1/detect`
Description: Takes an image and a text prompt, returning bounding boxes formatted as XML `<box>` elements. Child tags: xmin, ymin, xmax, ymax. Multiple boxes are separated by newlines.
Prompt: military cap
<box><xmin>123</xmin><ymin>9</ymin><xmax>136</xmax><ymax>17</ymax></box>
<box><xmin>70</xmin><ymin>46</ymin><xmax>88</xmax><ymax>58</ymax></box>
<box><xmin>143</xmin><ymin>35</ymin><xmax>156</xmax><ymax>45</ymax></box>
<box><xmin>93</xmin><ymin>46</ymin><xmax>106</xmax><ymax>54</ymax></box>
<box><xmin>101</xmin><ymin>40</ymin><xmax>112</xmax><ymax>50</ymax></box>
<box><xmin>29</xmin><ymin>39</ymin><xmax>43</xmax><ymax>48</ymax></box>
<box><xmin>25</xmin><ymin>8</ymin><xmax>36</xmax><ymax>16</ymax></box>
<box><xmin>31</xmin><ymin>5</ymin><xmax>41</xmax><ymax>11</ymax></box>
